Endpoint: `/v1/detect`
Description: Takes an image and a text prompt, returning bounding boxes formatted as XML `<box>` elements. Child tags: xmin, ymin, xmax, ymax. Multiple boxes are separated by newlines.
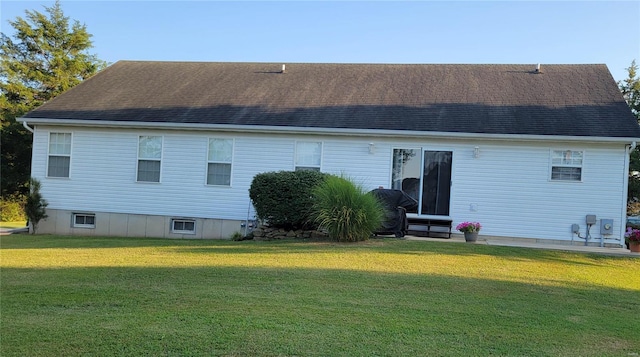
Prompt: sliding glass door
<box><xmin>392</xmin><ymin>149</ymin><xmax>452</xmax><ymax>216</ymax></box>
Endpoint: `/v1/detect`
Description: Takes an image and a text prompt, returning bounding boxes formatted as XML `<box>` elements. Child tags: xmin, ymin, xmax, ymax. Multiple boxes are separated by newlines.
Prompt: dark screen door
<box><xmin>420</xmin><ymin>151</ymin><xmax>452</xmax><ymax>216</ymax></box>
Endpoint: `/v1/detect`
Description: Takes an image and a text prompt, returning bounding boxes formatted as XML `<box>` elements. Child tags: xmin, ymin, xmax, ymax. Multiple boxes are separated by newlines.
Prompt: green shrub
<box><xmin>249</xmin><ymin>170</ymin><xmax>329</xmax><ymax>230</ymax></box>
<box><xmin>24</xmin><ymin>178</ymin><xmax>48</xmax><ymax>234</ymax></box>
<box><xmin>311</xmin><ymin>176</ymin><xmax>384</xmax><ymax>242</ymax></box>
<box><xmin>0</xmin><ymin>195</ymin><xmax>26</xmax><ymax>222</ymax></box>
<box><xmin>229</xmin><ymin>231</ymin><xmax>244</xmax><ymax>241</ymax></box>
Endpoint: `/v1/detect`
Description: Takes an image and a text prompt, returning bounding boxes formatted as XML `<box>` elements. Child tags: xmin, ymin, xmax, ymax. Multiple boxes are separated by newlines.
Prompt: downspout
<box><xmin>622</xmin><ymin>141</ymin><xmax>637</xmax><ymax>247</ymax></box>
<box><xmin>22</xmin><ymin>120</ymin><xmax>34</xmax><ymax>133</ymax></box>
<box><xmin>22</xmin><ymin>120</ymin><xmax>35</xmax><ymax>188</ymax></box>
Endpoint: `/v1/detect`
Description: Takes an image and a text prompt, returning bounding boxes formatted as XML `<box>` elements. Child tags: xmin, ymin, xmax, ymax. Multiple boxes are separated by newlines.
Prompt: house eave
<box><xmin>20</xmin><ymin>117</ymin><xmax>640</xmax><ymax>144</ymax></box>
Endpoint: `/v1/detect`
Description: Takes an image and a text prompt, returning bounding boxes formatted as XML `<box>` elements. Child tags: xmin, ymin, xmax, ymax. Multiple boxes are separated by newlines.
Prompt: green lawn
<box><xmin>1</xmin><ymin>235</ymin><xmax>638</xmax><ymax>356</ymax></box>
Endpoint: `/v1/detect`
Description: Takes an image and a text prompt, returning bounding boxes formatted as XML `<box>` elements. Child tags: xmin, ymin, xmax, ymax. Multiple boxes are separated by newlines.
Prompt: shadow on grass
<box><xmin>1</xmin><ymin>264</ymin><xmax>639</xmax><ymax>357</ymax></box>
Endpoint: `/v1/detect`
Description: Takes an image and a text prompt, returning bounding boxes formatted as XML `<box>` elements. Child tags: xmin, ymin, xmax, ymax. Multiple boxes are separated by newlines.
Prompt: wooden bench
<box><xmin>407</xmin><ymin>218</ymin><xmax>453</xmax><ymax>238</ymax></box>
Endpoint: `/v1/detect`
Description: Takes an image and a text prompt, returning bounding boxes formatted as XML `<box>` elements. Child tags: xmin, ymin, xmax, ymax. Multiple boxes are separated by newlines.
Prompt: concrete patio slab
<box><xmin>405</xmin><ymin>235</ymin><xmax>638</xmax><ymax>257</ymax></box>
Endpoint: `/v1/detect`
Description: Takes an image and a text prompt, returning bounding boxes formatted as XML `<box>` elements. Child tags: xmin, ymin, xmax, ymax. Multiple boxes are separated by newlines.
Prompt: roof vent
<box><xmin>535</xmin><ymin>63</ymin><xmax>541</xmax><ymax>73</ymax></box>
<box><xmin>281</xmin><ymin>64</ymin><xmax>286</xmax><ymax>73</ymax></box>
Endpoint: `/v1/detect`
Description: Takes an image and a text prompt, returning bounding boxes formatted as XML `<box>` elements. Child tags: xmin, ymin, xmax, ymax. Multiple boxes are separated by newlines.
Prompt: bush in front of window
<box><xmin>249</xmin><ymin>170</ymin><xmax>329</xmax><ymax>230</ymax></box>
<box><xmin>311</xmin><ymin>175</ymin><xmax>384</xmax><ymax>242</ymax></box>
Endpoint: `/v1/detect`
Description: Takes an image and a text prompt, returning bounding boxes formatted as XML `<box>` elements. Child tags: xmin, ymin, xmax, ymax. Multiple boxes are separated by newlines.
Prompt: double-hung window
<box><xmin>207</xmin><ymin>138</ymin><xmax>233</xmax><ymax>186</ymax></box>
<box><xmin>48</xmin><ymin>133</ymin><xmax>72</xmax><ymax>178</ymax></box>
<box><xmin>137</xmin><ymin>136</ymin><xmax>162</xmax><ymax>182</ymax></box>
<box><xmin>295</xmin><ymin>141</ymin><xmax>322</xmax><ymax>171</ymax></box>
<box><xmin>551</xmin><ymin>150</ymin><xmax>583</xmax><ymax>181</ymax></box>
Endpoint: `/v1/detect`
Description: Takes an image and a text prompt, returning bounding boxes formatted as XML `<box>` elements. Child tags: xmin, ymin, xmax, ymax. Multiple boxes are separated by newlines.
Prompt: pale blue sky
<box><xmin>1</xmin><ymin>1</ymin><xmax>639</xmax><ymax>82</ymax></box>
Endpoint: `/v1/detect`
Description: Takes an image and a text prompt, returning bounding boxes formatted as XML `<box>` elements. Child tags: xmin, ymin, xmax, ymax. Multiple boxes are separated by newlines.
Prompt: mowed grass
<box><xmin>1</xmin><ymin>235</ymin><xmax>639</xmax><ymax>356</ymax></box>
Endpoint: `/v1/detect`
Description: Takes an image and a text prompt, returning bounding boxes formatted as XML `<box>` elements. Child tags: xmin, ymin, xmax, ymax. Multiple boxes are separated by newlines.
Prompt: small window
<box><xmin>551</xmin><ymin>150</ymin><xmax>583</xmax><ymax>181</ymax></box>
<box><xmin>137</xmin><ymin>136</ymin><xmax>162</xmax><ymax>182</ymax></box>
<box><xmin>73</xmin><ymin>213</ymin><xmax>95</xmax><ymax>228</ymax></box>
<box><xmin>172</xmin><ymin>219</ymin><xmax>196</xmax><ymax>234</ymax></box>
<box><xmin>48</xmin><ymin>133</ymin><xmax>72</xmax><ymax>178</ymax></box>
<box><xmin>295</xmin><ymin>141</ymin><xmax>322</xmax><ymax>171</ymax></box>
<box><xmin>207</xmin><ymin>138</ymin><xmax>233</xmax><ymax>186</ymax></box>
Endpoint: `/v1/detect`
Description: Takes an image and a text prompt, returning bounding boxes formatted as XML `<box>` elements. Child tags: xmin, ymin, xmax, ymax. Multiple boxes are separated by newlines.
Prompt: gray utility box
<box><xmin>600</xmin><ymin>219</ymin><xmax>613</xmax><ymax>235</ymax></box>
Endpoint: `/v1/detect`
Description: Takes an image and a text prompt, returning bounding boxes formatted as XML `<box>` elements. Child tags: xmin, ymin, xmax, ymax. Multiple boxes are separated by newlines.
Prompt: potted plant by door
<box><xmin>456</xmin><ymin>221</ymin><xmax>482</xmax><ymax>242</ymax></box>
<box><xmin>625</xmin><ymin>227</ymin><xmax>640</xmax><ymax>253</ymax></box>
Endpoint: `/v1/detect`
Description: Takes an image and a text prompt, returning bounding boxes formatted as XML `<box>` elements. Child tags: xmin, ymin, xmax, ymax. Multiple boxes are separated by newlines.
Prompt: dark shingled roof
<box><xmin>25</xmin><ymin>61</ymin><xmax>640</xmax><ymax>138</ymax></box>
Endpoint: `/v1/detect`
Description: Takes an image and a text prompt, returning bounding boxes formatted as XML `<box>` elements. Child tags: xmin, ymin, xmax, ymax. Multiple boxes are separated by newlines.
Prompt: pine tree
<box><xmin>1</xmin><ymin>0</ymin><xmax>106</xmax><ymax>197</ymax></box>
<box><xmin>619</xmin><ymin>60</ymin><xmax>640</xmax><ymax>121</ymax></box>
<box><xmin>619</xmin><ymin>60</ymin><xmax>640</xmax><ymax>212</ymax></box>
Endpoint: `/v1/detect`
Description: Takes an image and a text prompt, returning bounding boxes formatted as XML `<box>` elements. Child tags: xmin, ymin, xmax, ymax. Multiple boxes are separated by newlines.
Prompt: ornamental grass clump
<box><xmin>312</xmin><ymin>176</ymin><xmax>384</xmax><ymax>242</ymax></box>
<box><xmin>456</xmin><ymin>221</ymin><xmax>482</xmax><ymax>233</ymax></box>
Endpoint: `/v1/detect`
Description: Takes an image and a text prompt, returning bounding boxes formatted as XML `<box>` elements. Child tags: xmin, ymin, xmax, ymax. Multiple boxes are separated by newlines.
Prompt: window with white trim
<box><xmin>171</xmin><ymin>219</ymin><xmax>196</xmax><ymax>234</ymax></box>
<box><xmin>137</xmin><ymin>136</ymin><xmax>162</xmax><ymax>182</ymax></box>
<box><xmin>551</xmin><ymin>150</ymin><xmax>583</xmax><ymax>181</ymax></box>
<box><xmin>48</xmin><ymin>133</ymin><xmax>72</xmax><ymax>177</ymax></box>
<box><xmin>72</xmin><ymin>213</ymin><xmax>95</xmax><ymax>228</ymax></box>
<box><xmin>295</xmin><ymin>141</ymin><xmax>322</xmax><ymax>171</ymax></box>
<box><xmin>207</xmin><ymin>138</ymin><xmax>233</xmax><ymax>186</ymax></box>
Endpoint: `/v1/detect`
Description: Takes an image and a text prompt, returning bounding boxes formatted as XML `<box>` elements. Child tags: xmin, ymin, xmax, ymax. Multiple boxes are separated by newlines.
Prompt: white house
<box><xmin>21</xmin><ymin>61</ymin><xmax>640</xmax><ymax>246</ymax></box>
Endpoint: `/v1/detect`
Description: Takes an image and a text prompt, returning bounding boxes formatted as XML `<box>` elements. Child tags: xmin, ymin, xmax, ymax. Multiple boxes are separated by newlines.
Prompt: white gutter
<box><xmin>18</xmin><ymin>117</ymin><xmax>640</xmax><ymax>144</ymax></box>
<box><xmin>22</xmin><ymin>120</ymin><xmax>34</xmax><ymax>133</ymax></box>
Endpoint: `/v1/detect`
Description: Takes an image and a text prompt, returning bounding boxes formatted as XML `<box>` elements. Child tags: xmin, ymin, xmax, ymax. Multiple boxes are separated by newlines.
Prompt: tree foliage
<box><xmin>24</xmin><ymin>177</ymin><xmax>47</xmax><ymax>234</ymax></box>
<box><xmin>619</xmin><ymin>60</ymin><xmax>640</xmax><ymax>212</ymax></box>
<box><xmin>0</xmin><ymin>0</ymin><xmax>106</xmax><ymax>197</ymax></box>
<box><xmin>619</xmin><ymin>60</ymin><xmax>640</xmax><ymax>120</ymax></box>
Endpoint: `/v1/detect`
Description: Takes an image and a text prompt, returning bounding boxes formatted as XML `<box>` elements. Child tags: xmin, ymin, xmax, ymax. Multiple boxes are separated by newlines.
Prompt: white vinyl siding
<box><xmin>47</xmin><ymin>132</ymin><xmax>71</xmax><ymax>177</ymax></box>
<box><xmin>295</xmin><ymin>141</ymin><xmax>322</xmax><ymax>171</ymax></box>
<box><xmin>207</xmin><ymin>138</ymin><xmax>233</xmax><ymax>186</ymax></box>
<box><xmin>30</xmin><ymin>126</ymin><xmax>629</xmax><ymax>244</ymax></box>
<box><xmin>451</xmin><ymin>144</ymin><xmax>625</xmax><ymax>242</ymax></box>
<box><xmin>137</xmin><ymin>136</ymin><xmax>162</xmax><ymax>182</ymax></box>
<box><xmin>550</xmin><ymin>150</ymin><xmax>583</xmax><ymax>181</ymax></box>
